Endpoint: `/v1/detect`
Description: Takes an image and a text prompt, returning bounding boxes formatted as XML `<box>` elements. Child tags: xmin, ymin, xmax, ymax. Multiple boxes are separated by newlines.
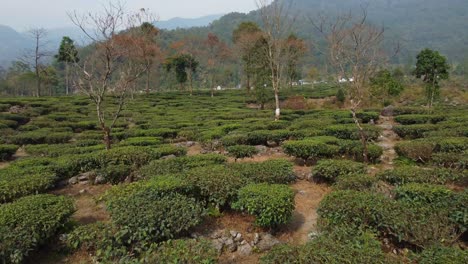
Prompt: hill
<box><xmin>155</xmin><ymin>14</ymin><xmax>224</xmax><ymax>30</ymax></box>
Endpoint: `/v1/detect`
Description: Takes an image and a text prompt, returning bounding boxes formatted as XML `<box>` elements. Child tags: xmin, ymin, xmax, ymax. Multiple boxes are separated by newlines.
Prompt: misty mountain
<box><xmin>155</xmin><ymin>14</ymin><xmax>224</xmax><ymax>30</ymax></box>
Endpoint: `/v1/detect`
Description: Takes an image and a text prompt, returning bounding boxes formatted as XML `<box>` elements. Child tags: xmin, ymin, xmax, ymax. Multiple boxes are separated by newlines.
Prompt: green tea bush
<box><xmin>227</xmin><ymin>145</ymin><xmax>258</xmax><ymax>161</ymax></box>
<box><xmin>413</xmin><ymin>246</ymin><xmax>468</xmax><ymax>264</ymax></box>
<box><xmin>221</xmin><ymin>133</ymin><xmax>248</xmax><ymax>146</ymax></box>
<box><xmin>97</xmin><ymin>164</ymin><xmax>131</xmax><ymax>184</ymax></box>
<box><xmin>233</xmin><ymin>183</ymin><xmax>295</xmax><ymax>227</ymax></box>
<box><xmin>395</xmin><ymin>140</ymin><xmax>435</xmax><ymax>162</ymax></box>
<box><xmin>139</xmin><ymin>154</ymin><xmax>226</xmax><ymax>178</ymax></box>
<box><xmin>436</xmin><ymin>137</ymin><xmax>468</xmax><ymax>153</ymax></box>
<box><xmin>228</xmin><ymin>159</ymin><xmax>295</xmax><ymax>184</ymax></box>
<box><xmin>324</xmin><ymin>125</ymin><xmax>381</xmax><ymax>140</ymax></box>
<box><xmin>394</xmin><ymin>183</ymin><xmax>453</xmax><ymax>205</ymax></box>
<box><xmin>119</xmin><ymin>136</ymin><xmax>163</xmax><ymax>146</ymax></box>
<box><xmin>334</xmin><ymin>174</ymin><xmax>378</xmax><ymax>191</ymax></box>
<box><xmin>0</xmin><ymin>119</ymin><xmax>18</xmax><ymax>128</ymax></box>
<box><xmin>393</xmin><ymin>124</ymin><xmax>438</xmax><ymax>139</ymax></box>
<box><xmin>432</xmin><ymin>152</ymin><xmax>468</xmax><ymax>170</ymax></box>
<box><xmin>0</xmin><ymin>194</ymin><xmax>74</xmax><ymax>263</ymax></box>
<box><xmin>283</xmin><ymin>137</ymin><xmax>340</xmax><ymax>160</ymax></box>
<box><xmin>395</xmin><ymin>114</ymin><xmax>445</xmax><ymax>125</ymax></box>
<box><xmin>312</xmin><ymin>159</ymin><xmax>366</xmax><ymax>183</ymax></box>
<box><xmin>377</xmin><ymin>166</ymin><xmax>463</xmax><ymax>185</ymax></box>
<box><xmin>338</xmin><ymin>140</ymin><xmax>383</xmax><ymax>163</ymax></box>
<box><xmin>145</xmin><ymin>239</ymin><xmax>218</xmax><ymax>264</ymax></box>
<box><xmin>0</xmin><ymin>113</ymin><xmax>29</xmax><ymax>125</ymax></box>
<box><xmin>105</xmin><ymin>182</ymin><xmax>204</xmax><ymax>242</ymax></box>
<box><xmin>131</xmin><ymin>128</ymin><xmax>177</xmax><ymax>138</ymax></box>
<box><xmin>0</xmin><ymin>144</ymin><xmax>17</xmax><ymax>161</ymax></box>
<box><xmin>0</xmin><ymin>103</ymin><xmax>10</xmax><ymax>112</ymax></box>
<box><xmin>317</xmin><ymin>190</ymin><xmax>394</xmax><ymax>232</ymax></box>
<box><xmin>0</xmin><ymin>164</ymin><xmax>57</xmax><ymax>203</ymax></box>
<box><xmin>356</xmin><ymin>111</ymin><xmax>380</xmax><ymax>123</ymax></box>
<box><xmin>10</xmin><ymin>130</ymin><xmax>73</xmax><ymax>145</ymax></box>
<box><xmin>246</xmin><ymin>130</ymin><xmax>271</xmax><ymax>145</ymax></box>
<box><xmin>186</xmin><ymin>165</ymin><xmax>246</xmax><ymax>207</ymax></box>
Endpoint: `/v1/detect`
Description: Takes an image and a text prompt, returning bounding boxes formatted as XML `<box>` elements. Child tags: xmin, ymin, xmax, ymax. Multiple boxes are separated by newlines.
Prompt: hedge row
<box><xmin>0</xmin><ymin>144</ymin><xmax>17</xmax><ymax>161</ymax></box>
<box><xmin>0</xmin><ymin>194</ymin><xmax>74</xmax><ymax>263</ymax></box>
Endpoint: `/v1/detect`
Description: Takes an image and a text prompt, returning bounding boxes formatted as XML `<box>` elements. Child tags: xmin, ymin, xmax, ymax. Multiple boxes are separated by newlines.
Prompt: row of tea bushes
<box><xmin>0</xmin><ymin>194</ymin><xmax>75</xmax><ymax>263</ymax></box>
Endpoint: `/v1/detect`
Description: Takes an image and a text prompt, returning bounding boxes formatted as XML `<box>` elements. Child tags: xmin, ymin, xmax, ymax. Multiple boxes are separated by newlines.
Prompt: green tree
<box><xmin>55</xmin><ymin>36</ymin><xmax>79</xmax><ymax>95</ymax></box>
<box><xmin>370</xmin><ymin>69</ymin><xmax>404</xmax><ymax>105</ymax></box>
<box><xmin>413</xmin><ymin>48</ymin><xmax>450</xmax><ymax>107</ymax></box>
<box><xmin>164</xmin><ymin>54</ymin><xmax>199</xmax><ymax>95</ymax></box>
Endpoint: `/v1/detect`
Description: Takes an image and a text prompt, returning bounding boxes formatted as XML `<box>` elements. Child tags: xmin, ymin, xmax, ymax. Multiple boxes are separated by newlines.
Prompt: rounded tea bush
<box><xmin>312</xmin><ymin>159</ymin><xmax>366</xmax><ymax>183</ymax></box>
<box><xmin>0</xmin><ymin>144</ymin><xmax>17</xmax><ymax>161</ymax></box>
<box><xmin>0</xmin><ymin>194</ymin><xmax>74</xmax><ymax>264</ymax></box>
<box><xmin>283</xmin><ymin>137</ymin><xmax>340</xmax><ymax>160</ymax></box>
<box><xmin>227</xmin><ymin>145</ymin><xmax>258</xmax><ymax>161</ymax></box>
<box><xmin>233</xmin><ymin>183</ymin><xmax>295</xmax><ymax>227</ymax></box>
<box><xmin>413</xmin><ymin>246</ymin><xmax>468</xmax><ymax>264</ymax></box>
<box><xmin>145</xmin><ymin>239</ymin><xmax>218</xmax><ymax>264</ymax></box>
<box><xmin>229</xmin><ymin>159</ymin><xmax>295</xmax><ymax>184</ymax></box>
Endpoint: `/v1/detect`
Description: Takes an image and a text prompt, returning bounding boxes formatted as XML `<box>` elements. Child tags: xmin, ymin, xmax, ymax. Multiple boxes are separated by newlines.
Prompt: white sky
<box><xmin>0</xmin><ymin>0</ymin><xmax>258</xmax><ymax>31</ymax></box>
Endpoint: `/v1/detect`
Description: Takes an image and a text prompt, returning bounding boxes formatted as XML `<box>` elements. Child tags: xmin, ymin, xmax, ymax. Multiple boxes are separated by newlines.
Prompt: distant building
<box><xmin>338</xmin><ymin>76</ymin><xmax>354</xmax><ymax>83</ymax></box>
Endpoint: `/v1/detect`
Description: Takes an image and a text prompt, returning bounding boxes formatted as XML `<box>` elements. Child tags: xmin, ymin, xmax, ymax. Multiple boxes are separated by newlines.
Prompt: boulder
<box><xmin>161</xmin><ymin>154</ymin><xmax>176</xmax><ymax>160</ymax></box>
<box><xmin>212</xmin><ymin>239</ymin><xmax>224</xmax><ymax>255</ymax></box>
<box><xmin>257</xmin><ymin>233</ymin><xmax>280</xmax><ymax>252</ymax></box>
<box><xmin>381</xmin><ymin>105</ymin><xmax>395</xmax><ymax>117</ymax></box>
<box><xmin>68</xmin><ymin>176</ymin><xmax>79</xmax><ymax>185</ymax></box>
<box><xmin>255</xmin><ymin>145</ymin><xmax>268</xmax><ymax>154</ymax></box>
<box><xmin>238</xmin><ymin>242</ymin><xmax>253</xmax><ymax>256</ymax></box>
<box><xmin>94</xmin><ymin>175</ymin><xmax>106</xmax><ymax>185</ymax></box>
<box><xmin>225</xmin><ymin>238</ymin><xmax>237</xmax><ymax>252</ymax></box>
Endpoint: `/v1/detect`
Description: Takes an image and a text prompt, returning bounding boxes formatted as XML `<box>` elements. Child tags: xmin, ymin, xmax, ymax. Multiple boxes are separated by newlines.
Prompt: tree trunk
<box><xmin>103</xmin><ymin>127</ymin><xmax>112</xmax><ymax>150</ymax></box>
<box><xmin>246</xmin><ymin>74</ymin><xmax>251</xmax><ymax>93</ymax></box>
<box><xmin>351</xmin><ymin>109</ymin><xmax>369</xmax><ymax>164</ymax></box>
<box><xmin>146</xmin><ymin>68</ymin><xmax>151</xmax><ymax>95</ymax></box>
<box><xmin>65</xmin><ymin>63</ymin><xmax>69</xmax><ymax>95</ymax></box>
<box><xmin>274</xmin><ymin>86</ymin><xmax>280</xmax><ymax>121</ymax></box>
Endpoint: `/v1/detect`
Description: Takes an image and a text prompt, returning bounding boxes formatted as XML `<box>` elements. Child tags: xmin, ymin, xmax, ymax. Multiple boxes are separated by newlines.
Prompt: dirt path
<box><xmin>376</xmin><ymin>115</ymin><xmax>400</xmax><ymax>171</ymax></box>
<box><xmin>277</xmin><ymin>166</ymin><xmax>331</xmax><ymax>245</ymax></box>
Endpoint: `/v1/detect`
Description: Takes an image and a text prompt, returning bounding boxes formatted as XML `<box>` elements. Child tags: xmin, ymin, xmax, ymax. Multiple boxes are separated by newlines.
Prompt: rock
<box><xmin>225</xmin><ymin>238</ymin><xmax>237</xmax><ymax>252</ymax></box>
<box><xmin>255</xmin><ymin>145</ymin><xmax>268</xmax><ymax>154</ymax></box>
<box><xmin>9</xmin><ymin>105</ymin><xmax>25</xmax><ymax>114</ymax></box>
<box><xmin>381</xmin><ymin>105</ymin><xmax>395</xmax><ymax>117</ymax></box>
<box><xmin>229</xmin><ymin>230</ymin><xmax>239</xmax><ymax>238</ymax></box>
<box><xmin>94</xmin><ymin>175</ymin><xmax>106</xmax><ymax>185</ymax></box>
<box><xmin>267</xmin><ymin>141</ymin><xmax>278</xmax><ymax>147</ymax></box>
<box><xmin>238</xmin><ymin>242</ymin><xmax>253</xmax><ymax>256</ymax></box>
<box><xmin>200</xmin><ymin>149</ymin><xmax>210</xmax><ymax>154</ymax></box>
<box><xmin>186</xmin><ymin>141</ymin><xmax>196</xmax><ymax>147</ymax></box>
<box><xmin>298</xmin><ymin>190</ymin><xmax>306</xmax><ymax>195</ymax></box>
<box><xmin>306</xmin><ymin>173</ymin><xmax>314</xmax><ymax>182</ymax></box>
<box><xmin>209</xmin><ymin>230</ymin><xmax>224</xmax><ymax>239</ymax></box>
<box><xmin>161</xmin><ymin>154</ymin><xmax>176</xmax><ymax>160</ymax></box>
<box><xmin>79</xmin><ymin>189</ymin><xmax>87</xmax><ymax>195</ymax></box>
<box><xmin>78</xmin><ymin>172</ymin><xmax>94</xmax><ymax>181</ymax></box>
<box><xmin>79</xmin><ymin>181</ymin><xmax>89</xmax><ymax>185</ymax></box>
<box><xmin>234</xmin><ymin>233</ymin><xmax>243</xmax><ymax>242</ymax></box>
<box><xmin>369</xmin><ymin>119</ymin><xmax>375</xmax><ymax>125</ymax></box>
<box><xmin>257</xmin><ymin>233</ymin><xmax>280</xmax><ymax>252</ymax></box>
<box><xmin>68</xmin><ymin>176</ymin><xmax>79</xmax><ymax>185</ymax></box>
<box><xmin>307</xmin><ymin>231</ymin><xmax>319</xmax><ymax>240</ymax></box>
<box><xmin>253</xmin><ymin>233</ymin><xmax>260</xmax><ymax>245</ymax></box>
<box><xmin>212</xmin><ymin>239</ymin><xmax>224</xmax><ymax>255</ymax></box>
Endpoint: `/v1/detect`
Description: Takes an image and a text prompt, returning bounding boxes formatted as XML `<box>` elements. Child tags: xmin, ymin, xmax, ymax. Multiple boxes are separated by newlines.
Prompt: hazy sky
<box><xmin>0</xmin><ymin>0</ymin><xmax>258</xmax><ymax>31</ymax></box>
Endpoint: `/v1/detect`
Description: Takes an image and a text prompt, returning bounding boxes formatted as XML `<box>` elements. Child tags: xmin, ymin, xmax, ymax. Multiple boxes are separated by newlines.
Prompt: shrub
<box><xmin>324</xmin><ymin>125</ymin><xmax>381</xmax><ymax>140</ymax></box>
<box><xmin>105</xmin><ymin>182</ymin><xmax>204</xmax><ymax>243</ymax></box>
<box><xmin>312</xmin><ymin>159</ymin><xmax>366</xmax><ymax>183</ymax></box>
<box><xmin>246</xmin><ymin>130</ymin><xmax>271</xmax><ymax>145</ymax></box>
<box><xmin>139</xmin><ymin>154</ymin><xmax>226</xmax><ymax>178</ymax></box>
<box><xmin>10</xmin><ymin>130</ymin><xmax>73</xmax><ymax>145</ymax></box>
<box><xmin>394</xmin><ymin>183</ymin><xmax>453</xmax><ymax>205</ymax></box>
<box><xmin>145</xmin><ymin>239</ymin><xmax>218</xmax><ymax>264</ymax></box>
<box><xmin>377</xmin><ymin>166</ymin><xmax>463</xmax><ymax>185</ymax></box>
<box><xmin>0</xmin><ymin>194</ymin><xmax>74</xmax><ymax>263</ymax></box>
<box><xmin>395</xmin><ymin>114</ymin><xmax>445</xmax><ymax>125</ymax></box>
<box><xmin>0</xmin><ymin>164</ymin><xmax>57</xmax><ymax>203</ymax></box>
<box><xmin>436</xmin><ymin>137</ymin><xmax>468</xmax><ymax>153</ymax></box>
<box><xmin>317</xmin><ymin>190</ymin><xmax>394</xmax><ymax>232</ymax></box>
<box><xmin>356</xmin><ymin>111</ymin><xmax>380</xmax><ymax>123</ymax></box>
<box><xmin>97</xmin><ymin>164</ymin><xmax>131</xmax><ymax>184</ymax></box>
<box><xmin>119</xmin><ymin>137</ymin><xmax>162</xmax><ymax>146</ymax></box>
<box><xmin>221</xmin><ymin>134</ymin><xmax>248</xmax><ymax>146</ymax></box>
<box><xmin>228</xmin><ymin>159</ymin><xmax>295</xmax><ymax>184</ymax></box>
<box><xmin>395</xmin><ymin>140</ymin><xmax>435</xmax><ymax>162</ymax></box>
<box><xmin>186</xmin><ymin>165</ymin><xmax>247</xmax><ymax>207</ymax></box>
<box><xmin>283</xmin><ymin>137</ymin><xmax>340</xmax><ymax>160</ymax></box>
<box><xmin>393</xmin><ymin>124</ymin><xmax>438</xmax><ymax>139</ymax></box>
<box><xmin>334</xmin><ymin>174</ymin><xmax>378</xmax><ymax>191</ymax></box>
<box><xmin>413</xmin><ymin>246</ymin><xmax>468</xmax><ymax>264</ymax></box>
<box><xmin>233</xmin><ymin>183</ymin><xmax>295</xmax><ymax>227</ymax></box>
<box><xmin>338</xmin><ymin>140</ymin><xmax>383</xmax><ymax>163</ymax></box>
<box><xmin>0</xmin><ymin>144</ymin><xmax>17</xmax><ymax>161</ymax></box>
<box><xmin>432</xmin><ymin>152</ymin><xmax>468</xmax><ymax>170</ymax></box>
<box><xmin>227</xmin><ymin>145</ymin><xmax>258</xmax><ymax>161</ymax></box>
<box><xmin>131</xmin><ymin>128</ymin><xmax>177</xmax><ymax>138</ymax></box>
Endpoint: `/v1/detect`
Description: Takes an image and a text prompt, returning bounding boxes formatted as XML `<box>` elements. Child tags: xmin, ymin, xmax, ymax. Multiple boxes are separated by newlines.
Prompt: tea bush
<box><xmin>395</xmin><ymin>140</ymin><xmax>435</xmax><ymax>162</ymax></box>
<box><xmin>334</xmin><ymin>174</ymin><xmax>378</xmax><ymax>191</ymax></box>
<box><xmin>139</xmin><ymin>154</ymin><xmax>226</xmax><ymax>178</ymax></box>
<box><xmin>394</xmin><ymin>183</ymin><xmax>454</xmax><ymax>205</ymax></box>
<box><xmin>10</xmin><ymin>130</ymin><xmax>73</xmax><ymax>145</ymax></box>
<box><xmin>186</xmin><ymin>165</ymin><xmax>246</xmax><ymax>207</ymax></box>
<box><xmin>227</xmin><ymin>145</ymin><xmax>258</xmax><ymax>161</ymax></box>
<box><xmin>413</xmin><ymin>246</ymin><xmax>468</xmax><ymax>264</ymax></box>
<box><xmin>0</xmin><ymin>144</ymin><xmax>17</xmax><ymax>161</ymax></box>
<box><xmin>324</xmin><ymin>125</ymin><xmax>381</xmax><ymax>140</ymax></box>
<box><xmin>119</xmin><ymin>136</ymin><xmax>163</xmax><ymax>146</ymax></box>
<box><xmin>377</xmin><ymin>166</ymin><xmax>463</xmax><ymax>185</ymax></box>
<box><xmin>395</xmin><ymin>114</ymin><xmax>445</xmax><ymax>125</ymax></box>
<box><xmin>393</xmin><ymin>124</ymin><xmax>438</xmax><ymax>139</ymax></box>
<box><xmin>228</xmin><ymin>159</ymin><xmax>295</xmax><ymax>184</ymax></box>
<box><xmin>233</xmin><ymin>183</ymin><xmax>295</xmax><ymax>227</ymax></box>
<box><xmin>145</xmin><ymin>239</ymin><xmax>218</xmax><ymax>264</ymax></box>
<box><xmin>283</xmin><ymin>137</ymin><xmax>340</xmax><ymax>160</ymax></box>
<box><xmin>312</xmin><ymin>159</ymin><xmax>366</xmax><ymax>183</ymax></box>
<box><xmin>0</xmin><ymin>194</ymin><xmax>74</xmax><ymax>264</ymax></box>
<box><xmin>431</xmin><ymin>152</ymin><xmax>468</xmax><ymax>170</ymax></box>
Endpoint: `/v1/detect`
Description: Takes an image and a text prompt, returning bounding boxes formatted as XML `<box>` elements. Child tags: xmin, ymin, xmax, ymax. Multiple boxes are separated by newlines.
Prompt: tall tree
<box><xmin>69</xmin><ymin>4</ymin><xmax>157</xmax><ymax>150</ymax></box>
<box><xmin>257</xmin><ymin>0</ymin><xmax>296</xmax><ymax>120</ymax></box>
<box><xmin>24</xmin><ymin>28</ymin><xmax>48</xmax><ymax>97</ymax></box>
<box><xmin>55</xmin><ymin>36</ymin><xmax>79</xmax><ymax>95</ymax></box>
<box><xmin>413</xmin><ymin>48</ymin><xmax>450</xmax><ymax>108</ymax></box>
<box><xmin>312</xmin><ymin>7</ymin><xmax>393</xmax><ymax>163</ymax></box>
<box><xmin>233</xmin><ymin>22</ymin><xmax>263</xmax><ymax>92</ymax></box>
<box><xmin>164</xmin><ymin>54</ymin><xmax>199</xmax><ymax>95</ymax></box>
<box><xmin>139</xmin><ymin>22</ymin><xmax>160</xmax><ymax>94</ymax></box>
<box><xmin>284</xmin><ymin>34</ymin><xmax>307</xmax><ymax>88</ymax></box>
<box><xmin>204</xmin><ymin>33</ymin><xmax>230</xmax><ymax>97</ymax></box>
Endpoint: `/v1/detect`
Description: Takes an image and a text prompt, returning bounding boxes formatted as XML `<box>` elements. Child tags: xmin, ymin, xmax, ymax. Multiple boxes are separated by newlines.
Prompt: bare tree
<box><xmin>23</xmin><ymin>28</ymin><xmax>49</xmax><ymax>97</ymax></box>
<box><xmin>256</xmin><ymin>0</ymin><xmax>296</xmax><ymax>121</ymax></box>
<box><xmin>69</xmin><ymin>3</ymin><xmax>157</xmax><ymax>150</ymax></box>
<box><xmin>311</xmin><ymin>7</ymin><xmax>395</xmax><ymax>163</ymax></box>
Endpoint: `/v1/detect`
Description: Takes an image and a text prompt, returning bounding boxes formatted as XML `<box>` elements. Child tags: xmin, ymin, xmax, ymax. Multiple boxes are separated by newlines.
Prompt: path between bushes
<box><xmin>375</xmin><ymin>115</ymin><xmax>400</xmax><ymax>171</ymax></box>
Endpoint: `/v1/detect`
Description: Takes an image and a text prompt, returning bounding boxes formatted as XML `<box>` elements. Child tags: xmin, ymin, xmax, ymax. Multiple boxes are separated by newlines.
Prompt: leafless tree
<box><xmin>311</xmin><ymin>6</ymin><xmax>395</xmax><ymax>163</ymax></box>
<box><xmin>256</xmin><ymin>0</ymin><xmax>296</xmax><ymax>121</ymax></box>
<box><xmin>23</xmin><ymin>28</ymin><xmax>49</xmax><ymax>97</ymax></box>
<box><xmin>68</xmin><ymin>3</ymin><xmax>157</xmax><ymax>150</ymax></box>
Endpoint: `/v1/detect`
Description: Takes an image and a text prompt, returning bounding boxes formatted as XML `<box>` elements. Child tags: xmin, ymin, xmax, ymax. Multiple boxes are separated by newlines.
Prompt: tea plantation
<box><xmin>0</xmin><ymin>91</ymin><xmax>466</xmax><ymax>263</ymax></box>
